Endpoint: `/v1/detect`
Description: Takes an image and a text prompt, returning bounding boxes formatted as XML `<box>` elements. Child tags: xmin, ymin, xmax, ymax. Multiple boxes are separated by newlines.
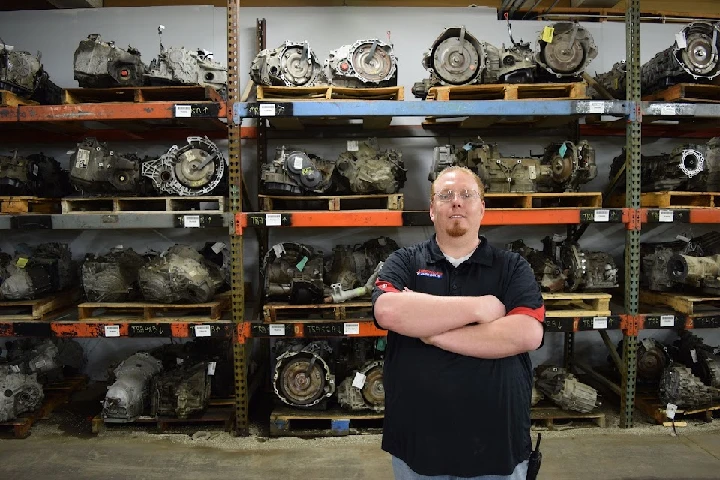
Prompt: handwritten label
<box><xmin>344</xmin><ymin>322</ymin><xmax>360</xmax><ymax>335</ymax></box>
<box><xmin>194</xmin><ymin>325</ymin><xmax>212</xmax><ymax>337</ymax></box>
<box><xmin>594</xmin><ymin>209</ymin><xmax>610</xmax><ymax>222</ymax></box>
<box><xmin>658</xmin><ymin>210</ymin><xmax>674</xmax><ymax>222</ymax></box>
<box><xmin>174</xmin><ymin>105</ymin><xmax>192</xmax><ymax>118</ymax></box>
<box><xmin>184</xmin><ymin>215</ymin><xmax>201</xmax><ymax>228</ymax></box>
<box><xmin>660</xmin><ymin>315</ymin><xmax>675</xmax><ymax>327</ymax></box>
<box><xmin>104</xmin><ymin>325</ymin><xmax>120</xmax><ymax>337</ymax></box>
<box><xmin>259</xmin><ymin>103</ymin><xmax>276</xmax><ymax>116</ymax></box>
<box><xmin>269</xmin><ymin>324</ymin><xmax>285</xmax><ymax>336</ymax></box>
<box><xmin>266</xmin><ymin>213</ymin><xmax>282</xmax><ymax>226</ymax></box>
<box><xmin>593</xmin><ymin>317</ymin><xmax>608</xmax><ymax>329</ymax></box>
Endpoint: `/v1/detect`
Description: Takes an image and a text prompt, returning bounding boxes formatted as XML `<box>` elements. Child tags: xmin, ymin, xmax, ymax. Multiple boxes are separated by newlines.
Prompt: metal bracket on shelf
<box><xmin>623</xmin><ymin>208</ymin><xmax>644</xmax><ymax>230</ymax></box>
<box><xmin>620</xmin><ymin>314</ymin><xmax>640</xmax><ymax>336</ymax></box>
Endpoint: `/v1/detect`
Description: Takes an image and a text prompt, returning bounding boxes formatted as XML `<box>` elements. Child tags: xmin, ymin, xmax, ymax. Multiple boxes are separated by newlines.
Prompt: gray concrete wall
<box><xmin>0</xmin><ymin>6</ymin><xmax>718</xmax><ymax>379</ymax></box>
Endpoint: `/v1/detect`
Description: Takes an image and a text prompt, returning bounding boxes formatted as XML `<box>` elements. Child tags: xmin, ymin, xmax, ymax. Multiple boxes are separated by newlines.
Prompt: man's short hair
<box><xmin>431</xmin><ymin>166</ymin><xmax>485</xmax><ymax>202</ymax></box>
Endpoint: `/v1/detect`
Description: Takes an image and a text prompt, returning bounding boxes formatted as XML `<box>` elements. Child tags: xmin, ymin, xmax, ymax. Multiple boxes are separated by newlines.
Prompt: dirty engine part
<box><xmin>0</xmin><ymin>41</ymin><xmax>61</xmax><ymax>104</ymax></box>
<box><xmin>263</xmin><ymin>242</ymin><xmax>325</xmax><ymax>304</ymax></box>
<box><xmin>326</xmin><ymin>39</ymin><xmax>398</xmax><ymax>88</ymax></box>
<box><xmin>102</xmin><ymin>352</ymin><xmax>163</xmax><ymax>421</ymax></box>
<box><xmin>81</xmin><ymin>248</ymin><xmax>147</xmax><ymax>302</ymax></box>
<box><xmin>273</xmin><ymin>341</ymin><xmax>335</xmax><ymax>408</ymax></box>
<box><xmin>0</xmin><ymin>152</ymin><xmax>72</xmax><ymax>197</ymax></box>
<box><xmin>151</xmin><ymin>361</ymin><xmax>211</xmax><ymax>419</ymax></box>
<box><xmin>261</xmin><ymin>147</ymin><xmax>335</xmax><ymax>195</ymax></box>
<box><xmin>337</xmin><ymin>360</ymin><xmax>385</xmax><ymax>412</ymax></box>
<box><xmin>535</xmin><ymin>365</ymin><xmax>600</xmax><ymax>413</ymax></box>
<box><xmin>535</xmin><ymin>22</ymin><xmax>598</xmax><ymax>79</ymax></box>
<box><xmin>74</xmin><ymin>34</ymin><xmax>146</xmax><ymax>88</ymax></box>
<box><xmin>251</xmin><ymin>41</ymin><xmax>328</xmax><ymax>87</ymax></box>
<box><xmin>1</xmin><ymin>243</ymin><xmax>74</xmax><ymax>300</ymax></box>
<box><xmin>0</xmin><ymin>366</ymin><xmax>43</xmax><ymax>422</ymax></box>
<box><xmin>660</xmin><ymin>364</ymin><xmax>718</xmax><ymax>409</ymax></box>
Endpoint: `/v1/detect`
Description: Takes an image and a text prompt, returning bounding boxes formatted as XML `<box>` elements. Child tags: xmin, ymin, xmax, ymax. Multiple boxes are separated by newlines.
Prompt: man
<box><xmin>372</xmin><ymin>166</ymin><xmax>545</xmax><ymax>480</ymax></box>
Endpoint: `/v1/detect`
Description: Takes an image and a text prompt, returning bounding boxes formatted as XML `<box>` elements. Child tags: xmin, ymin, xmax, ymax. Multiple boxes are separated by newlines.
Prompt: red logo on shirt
<box><xmin>416</xmin><ymin>269</ymin><xmax>443</xmax><ymax>279</ymax></box>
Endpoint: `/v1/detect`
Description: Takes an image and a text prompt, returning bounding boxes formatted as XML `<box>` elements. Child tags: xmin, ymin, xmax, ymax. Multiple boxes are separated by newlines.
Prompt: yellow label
<box><xmin>16</xmin><ymin>257</ymin><xmax>28</xmax><ymax>268</ymax></box>
<box><xmin>542</xmin><ymin>26</ymin><xmax>554</xmax><ymax>44</ymax></box>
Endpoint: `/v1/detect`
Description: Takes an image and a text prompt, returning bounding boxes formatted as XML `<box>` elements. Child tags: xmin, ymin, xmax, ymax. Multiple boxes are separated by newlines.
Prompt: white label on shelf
<box><xmin>347</xmin><ymin>140</ymin><xmax>359</xmax><ymax>152</ymax></box>
<box><xmin>352</xmin><ymin>372</ymin><xmax>367</xmax><ymax>389</ymax></box>
<box><xmin>666</xmin><ymin>403</ymin><xmax>678</xmax><ymax>420</ymax></box>
<box><xmin>344</xmin><ymin>322</ymin><xmax>360</xmax><ymax>335</ymax></box>
<box><xmin>207</xmin><ymin>362</ymin><xmax>217</xmax><ymax>376</ymax></box>
<box><xmin>675</xmin><ymin>32</ymin><xmax>687</xmax><ymax>49</ymax></box>
<box><xmin>593</xmin><ymin>317</ymin><xmax>608</xmax><ymax>329</ymax></box>
<box><xmin>174</xmin><ymin>105</ymin><xmax>192</xmax><ymax>118</ymax></box>
<box><xmin>266</xmin><ymin>213</ymin><xmax>282</xmax><ymax>226</ymax></box>
<box><xmin>104</xmin><ymin>325</ymin><xmax>120</xmax><ymax>337</ymax></box>
<box><xmin>75</xmin><ymin>149</ymin><xmax>89</xmax><ymax>169</ymax></box>
<box><xmin>211</xmin><ymin>242</ymin><xmax>226</xmax><ymax>254</ymax></box>
<box><xmin>194</xmin><ymin>325</ymin><xmax>212</xmax><ymax>337</ymax></box>
<box><xmin>594</xmin><ymin>209</ymin><xmax>610</xmax><ymax>222</ymax></box>
<box><xmin>660</xmin><ymin>104</ymin><xmax>677</xmax><ymax>115</ymax></box>
<box><xmin>660</xmin><ymin>315</ymin><xmax>675</xmax><ymax>327</ymax></box>
<box><xmin>659</xmin><ymin>210</ymin><xmax>674</xmax><ymax>222</ymax></box>
<box><xmin>691</xmin><ymin>349</ymin><xmax>698</xmax><ymax>363</ymax></box>
<box><xmin>259</xmin><ymin>103</ymin><xmax>276</xmax><ymax>116</ymax></box>
<box><xmin>183</xmin><ymin>215</ymin><xmax>201</xmax><ymax>228</ymax></box>
<box><xmin>587</xmin><ymin>101</ymin><xmax>605</xmax><ymax>114</ymax></box>
<box><xmin>269</xmin><ymin>324</ymin><xmax>285</xmax><ymax>336</ymax></box>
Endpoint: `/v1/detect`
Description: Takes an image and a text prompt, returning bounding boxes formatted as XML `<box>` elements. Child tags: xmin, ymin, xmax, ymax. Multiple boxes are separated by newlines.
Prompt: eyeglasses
<box><xmin>433</xmin><ymin>189</ymin><xmax>482</xmax><ymax>202</ymax></box>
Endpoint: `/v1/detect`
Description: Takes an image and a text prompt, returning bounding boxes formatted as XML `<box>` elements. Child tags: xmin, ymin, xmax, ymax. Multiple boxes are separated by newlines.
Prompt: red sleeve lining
<box><xmin>375</xmin><ymin>279</ymin><xmax>400</xmax><ymax>293</ymax></box>
<box><xmin>508</xmin><ymin>306</ymin><xmax>545</xmax><ymax>323</ymax></box>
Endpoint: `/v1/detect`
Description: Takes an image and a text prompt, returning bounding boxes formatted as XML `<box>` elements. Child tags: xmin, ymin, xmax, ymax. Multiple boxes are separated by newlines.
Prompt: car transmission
<box><xmin>535</xmin><ymin>366</ymin><xmax>600</xmax><ymax>413</ymax></box>
<box><xmin>145</xmin><ymin>27</ymin><xmax>226</xmax><ymax>91</ymax></box>
<box><xmin>326</xmin><ymin>39</ymin><xmax>398</xmax><ymax>88</ymax></box>
<box><xmin>5</xmin><ymin>338</ymin><xmax>85</xmax><ymax>384</ymax></box>
<box><xmin>507</xmin><ymin>238</ymin><xmax>566</xmax><ymax>292</ymax></box>
<box><xmin>672</xmin><ymin>332</ymin><xmax>720</xmax><ymax>389</ymax></box>
<box><xmin>0</xmin><ymin>40</ymin><xmax>61</xmax><ymax>104</ymax></box>
<box><xmin>0</xmin><ymin>152</ymin><xmax>72</xmax><ymax>198</ymax></box>
<box><xmin>81</xmin><ymin>247</ymin><xmax>148</xmax><ymax>302</ymax></box>
<box><xmin>273</xmin><ymin>340</ymin><xmax>335</xmax><ymax>408</ymax></box>
<box><xmin>612</xmin><ymin>338</ymin><xmax>669</xmax><ymax>385</ymax></box>
<box><xmin>334</xmin><ymin>139</ymin><xmax>406</xmax><ymax>194</ymax></box>
<box><xmin>338</xmin><ymin>360</ymin><xmax>384</xmax><ymax>412</ymax></box>
<box><xmin>263</xmin><ymin>242</ymin><xmax>325</xmax><ymax>304</ymax></box>
<box><xmin>74</xmin><ymin>34</ymin><xmax>146</xmax><ymax>88</ymax></box>
<box><xmin>102</xmin><ymin>352</ymin><xmax>163</xmax><ymax>421</ymax></box>
<box><xmin>151</xmin><ymin>361</ymin><xmax>211</xmax><ymax>419</ymax></box>
<box><xmin>535</xmin><ymin>22</ymin><xmax>598</xmax><ymax>79</ymax></box>
<box><xmin>326</xmin><ymin>237</ymin><xmax>399</xmax><ymax>292</ymax></box>
<box><xmin>429</xmin><ymin>140</ymin><xmax>596</xmax><ymax>193</ymax></box>
<box><xmin>0</xmin><ymin>366</ymin><xmax>43</xmax><ymax>422</ymax></box>
<box><xmin>560</xmin><ymin>241</ymin><xmax>618</xmax><ymax>291</ymax></box>
<box><xmin>667</xmin><ymin>252</ymin><xmax>720</xmax><ymax>294</ymax></box>
<box><xmin>1</xmin><ymin>243</ymin><xmax>75</xmax><ymax>300</ymax></box>
<box><xmin>660</xmin><ymin>364</ymin><xmax>718</xmax><ymax>409</ymax></box>
<box><xmin>593</xmin><ymin>61</ymin><xmax>625</xmax><ymax>99</ymax></box>
<box><xmin>70</xmin><ymin>138</ymin><xmax>146</xmax><ymax>194</ymax></box>
<box><xmin>138</xmin><ymin>245</ymin><xmax>225</xmax><ymax>304</ymax></box>
<box><xmin>251</xmin><ymin>41</ymin><xmax>328</xmax><ymax>87</ymax></box>
<box><xmin>609</xmin><ymin>141</ymin><xmax>720</xmax><ymax>193</ymax></box>
<box><xmin>261</xmin><ymin>147</ymin><xmax>335</xmax><ymax>195</ymax></box>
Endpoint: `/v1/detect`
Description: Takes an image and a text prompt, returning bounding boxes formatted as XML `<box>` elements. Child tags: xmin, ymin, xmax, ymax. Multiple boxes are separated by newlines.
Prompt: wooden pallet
<box><xmin>61</xmin><ymin>196</ymin><xmax>225</xmax><ymax>214</ymax></box>
<box><xmin>543</xmin><ymin>292</ymin><xmax>612</xmax><ymax>318</ymax></box>
<box><xmin>635</xmin><ymin>391</ymin><xmax>720</xmax><ymax>425</ymax></box>
<box><xmin>263</xmin><ymin>301</ymin><xmax>372</xmax><ymax>323</ymax></box>
<box><xmin>607</xmin><ymin>191</ymin><xmax>720</xmax><ymax>209</ymax></box>
<box><xmin>0</xmin><ymin>376</ymin><xmax>87</xmax><ymax>439</ymax></box>
<box><xmin>426</xmin><ymin>82</ymin><xmax>587</xmax><ymax>101</ymax></box>
<box><xmin>0</xmin><ymin>196</ymin><xmax>61</xmax><ymax>214</ymax></box>
<box><xmin>78</xmin><ymin>293</ymin><xmax>231</xmax><ymax>322</ymax></box>
<box><xmin>257</xmin><ymin>85</ymin><xmax>403</xmax><ymax>101</ymax></box>
<box><xmin>642</xmin><ymin>83</ymin><xmax>720</xmax><ymax>103</ymax></box>
<box><xmin>0</xmin><ymin>289</ymin><xmax>81</xmax><ymax>321</ymax></box>
<box><xmin>62</xmin><ymin>85</ymin><xmax>222</xmax><ymax>104</ymax></box>
<box><xmin>270</xmin><ymin>407</ymin><xmax>383</xmax><ymax>437</ymax></box>
<box><xmin>92</xmin><ymin>404</ymin><xmax>234</xmax><ymax>434</ymax></box>
<box><xmin>531</xmin><ymin>404</ymin><xmax>605</xmax><ymax>429</ymax></box>
<box><xmin>484</xmin><ymin>192</ymin><xmax>602</xmax><ymax>209</ymax></box>
<box><xmin>638</xmin><ymin>290</ymin><xmax>720</xmax><ymax>315</ymax></box>
<box><xmin>259</xmin><ymin>193</ymin><xmax>403</xmax><ymax>212</ymax></box>
<box><xmin>0</xmin><ymin>90</ymin><xmax>38</xmax><ymax>107</ymax></box>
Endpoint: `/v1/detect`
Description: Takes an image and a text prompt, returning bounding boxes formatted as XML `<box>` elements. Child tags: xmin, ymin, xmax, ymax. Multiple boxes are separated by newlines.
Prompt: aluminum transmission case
<box><xmin>151</xmin><ymin>361</ymin><xmax>211</xmax><ymax>419</ymax></box>
<box><xmin>272</xmin><ymin>340</ymin><xmax>335</xmax><ymax>408</ymax></box>
<box><xmin>535</xmin><ymin>22</ymin><xmax>598</xmax><ymax>79</ymax></box>
<box><xmin>251</xmin><ymin>41</ymin><xmax>328</xmax><ymax>87</ymax></box>
<box><xmin>535</xmin><ymin>365</ymin><xmax>600</xmax><ymax>413</ymax></box>
<box><xmin>1</xmin><ymin>243</ymin><xmax>75</xmax><ymax>300</ymax></box>
<box><xmin>660</xmin><ymin>364</ymin><xmax>718</xmax><ymax>409</ymax></box>
<box><xmin>326</xmin><ymin>39</ymin><xmax>398</xmax><ymax>88</ymax></box>
<box><xmin>263</xmin><ymin>242</ymin><xmax>325</xmax><ymax>304</ymax></box>
<box><xmin>0</xmin><ymin>41</ymin><xmax>61</xmax><ymax>104</ymax></box>
<box><xmin>261</xmin><ymin>147</ymin><xmax>335</xmax><ymax>195</ymax></box>
<box><xmin>337</xmin><ymin>359</ymin><xmax>384</xmax><ymax>412</ymax></box>
<box><xmin>146</xmin><ymin>47</ymin><xmax>227</xmax><ymax>91</ymax></box>
<box><xmin>668</xmin><ymin>253</ymin><xmax>720</xmax><ymax>295</ymax></box>
<box><xmin>81</xmin><ymin>248</ymin><xmax>148</xmax><ymax>302</ymax></box>
<box><xmin>333</xmin><ymin>139</ymin><xmax>406</xmax><ymax>194</ymax></box>
<box><xmin>69</xmin><ymin>138</ymin><xmax>145</xmax><ymax>194</ymax></box>
<box><xmin>102</xmin><ymin>352</ymin><xmax>163</xmax><ymax>421</ymax></box>
<box><xmin>0</xmin><ymin>152</ymin><xmax>72</xmax><ymax>198</ymax></box>
<box><xmin>74</xmin><ymin>34</ymin><xmax>146</xmax><ymax>88</ymax></box>
<box><xmin>507</xmin><ymin>239</ymin><xmax>566</xmax><ymax>292</ymax></box>
<box><xmin>561</xmin><ymin>242</ymin><xmax>618</xmax><ymax>292</ymax></box>
<box><xmin>429</xmin><ymin>140</ymin><xmax>596</xmax><ymax>193</ymax></box>
<box><xmin>0</xmin><ymin>366</ymin><xmax>43</xmax><ymax>422</ymax></box>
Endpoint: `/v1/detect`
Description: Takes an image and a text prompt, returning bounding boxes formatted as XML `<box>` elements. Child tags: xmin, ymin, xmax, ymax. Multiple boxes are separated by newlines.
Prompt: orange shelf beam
<box><xmin>18</xmin><ymin>102</ymin><xmax>226</xmax><ymax>122</ymax></box>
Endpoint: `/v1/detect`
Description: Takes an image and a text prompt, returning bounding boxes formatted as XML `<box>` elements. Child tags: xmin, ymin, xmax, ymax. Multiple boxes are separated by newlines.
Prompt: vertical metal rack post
<box><xmin>227</xmin><ymin>0</ymin><xmax>249</xmax><ymax>435</ymax></box>
<box><xmin>621</xmin><ymin>0</ymin><xmax>641</xmax><ymax>429</ymax></box>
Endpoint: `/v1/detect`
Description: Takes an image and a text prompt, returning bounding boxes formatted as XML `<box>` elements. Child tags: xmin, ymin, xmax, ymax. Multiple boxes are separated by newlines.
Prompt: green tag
<box><xmin>16</xmin><ymin>257</ymin><xmax>28</xmax><ymax>268</ymax></box>
<box><xmin>559</xmin><ymin>143</ymin><xmax>568</xmax><ymax>158</ymax></box>
<box><xmin>296</xmin><ymin>256</ymin><xmax>308</xmax><ymax>271</ymax></box>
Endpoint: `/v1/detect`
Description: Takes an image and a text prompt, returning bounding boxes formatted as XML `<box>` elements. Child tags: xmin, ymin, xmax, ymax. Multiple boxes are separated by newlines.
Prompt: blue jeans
<box><xmin>392</xmin><ymin>457</ymin><xmax>528</xmax><ymax>480</ymax></box>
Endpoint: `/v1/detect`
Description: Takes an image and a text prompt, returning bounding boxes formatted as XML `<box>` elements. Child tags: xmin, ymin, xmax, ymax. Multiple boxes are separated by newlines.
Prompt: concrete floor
<box><xmin>1</xmin><ymin>426</ymin><xmax>720</xmax><ymax>480</ymax></box>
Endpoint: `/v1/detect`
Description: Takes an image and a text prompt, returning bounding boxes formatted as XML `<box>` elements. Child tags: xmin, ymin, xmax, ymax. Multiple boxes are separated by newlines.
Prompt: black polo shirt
<box><xmin>372</xmin><ymin>235</ymin><xmax>544</xmax><ymax>477</ymax></box>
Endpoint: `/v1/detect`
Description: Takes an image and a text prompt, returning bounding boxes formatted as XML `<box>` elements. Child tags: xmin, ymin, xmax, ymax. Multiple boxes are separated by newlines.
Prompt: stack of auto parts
<box><xmin>0</xmin><ymin>152</ymin><xmax>72</xmax><ymax>198</ymax></box>
<box><xmin>70</xmin><ymin>136</ymin><xmax>227</xmax><ymax>196</ymax></box>
<box><xmin>506</xmin><ymin>239</ymin><xmax>566</xmax><ymax>292</ymax></box>
<box><xmin>138</xmin><ymin>245</ymin><xmax>226</xmax><ymax>304</ymax></box>
<box><xmin>273</xmin><ymin>340</ymin><xmax>335</xmax><ymax>408</ymax></box>
<box><xmin>326</xmin><ymin>39</ymin><xmax>398</xmax><ymax>88</ymax></box>
<box><xmin>150</xmin><ymin>361</ymin><xmax>211</xmax><ymax>419</ymax></box>
<box><xmin>671</xmin><ymin>332</ymin><xmax>720</xmax><ymax>389</ymax></box>
<box><xmin>535</xmin><ymin>365</ymin><xmax>600</xmax><ymax>413</ymax></box>
<box><xmin>81</xmin><ymin>248</ymin><xmax>148</xmax><ymax>302</ymax></box>
<box><xmin>102</xmin><ymin>352</ymin><xmax>163</xmax><ymax>421</ymax></box>
<box><xmin>251</xmin><ymin>41</ymin><xmax>328</xmax><ymax>87</ymax></box>
<box><xmin>659</xmin><ymin>364</ymin><xmax>718</xmax><ymax>409</ymax></box>
<box><xmin>0</xmin><ymin>39</ymin><xmax>61</xmax><ymax>104</ymax></box>
<box><xmin>0</xmin><ymin>243</ymin><xmax>75</xmax><ymax>300</ymax></box>
<box><xmin>412</xmin><ymin>22</ymin><xmax>597</xmax><ymax>99</ymax></box>
<box><xmin>429</xmin><ymin>140</ymin><xmax>596</xmax><ymax>193</ymax></box>
<box><xmin>0</xmin><ymin>366</ymin><xmax>43</xmax><ymax>422</ymax></box>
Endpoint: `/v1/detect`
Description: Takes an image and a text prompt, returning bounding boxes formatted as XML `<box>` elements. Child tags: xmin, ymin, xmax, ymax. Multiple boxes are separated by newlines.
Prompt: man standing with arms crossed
<box><xmin>373</xmin><ymin>166</ymin><xmax>545</xmax><ymax>480</ymax></box>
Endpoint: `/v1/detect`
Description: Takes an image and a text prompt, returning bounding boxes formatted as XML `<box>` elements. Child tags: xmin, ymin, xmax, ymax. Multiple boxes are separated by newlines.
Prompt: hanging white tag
<box><xmin>666</xmin><ymin>403</ymin><xmax>678</xmax><ymax>420</ymax></box>
<box><xmin>691</xmin><ymin>349</ymin><xmax>698</xmax><ymax>363</ymax></box>
<box><xmin>347</xmin><ymin>140</ymin><xmax>359</xmax><ymax>152</ymax></box>
<box><xmin>675</xmin><ymin>32</ymin><xmax>687</xmax><ymax>49</ymax></box>
<box><xmin>352</xmin><ymin>372</ymin><xmax>367</xmax><ymax>389</ymax></box>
